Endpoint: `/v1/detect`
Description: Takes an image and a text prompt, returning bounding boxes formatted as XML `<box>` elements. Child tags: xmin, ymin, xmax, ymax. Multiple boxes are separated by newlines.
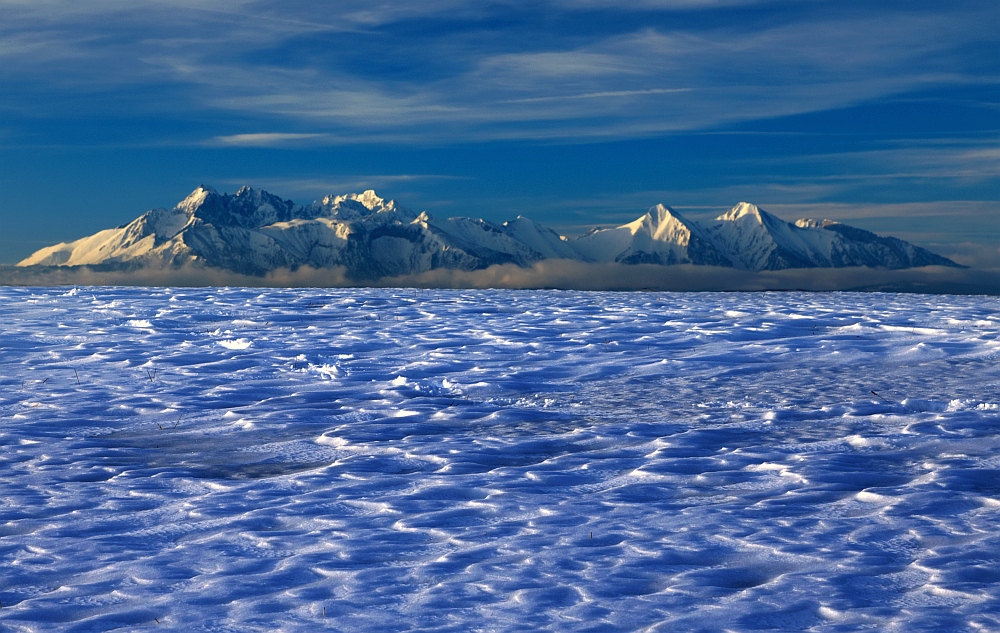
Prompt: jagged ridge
<box><xmin>18</xmin><ymin>186</ymin><xmax>962</xmax><ymax>277</ymax></box>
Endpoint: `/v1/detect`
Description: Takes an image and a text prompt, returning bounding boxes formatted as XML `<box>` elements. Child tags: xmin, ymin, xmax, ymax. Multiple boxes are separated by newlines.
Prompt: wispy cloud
<box><xmin>787</xmin><ymin>143</ymin><xmax>1000</xmax><ymax>182</ymax></box>
<box><xmin>503</xmin><ymin>88</ymin><xmax>692</xmax><ymax>104</ymax></box>
<box><xmin>552</xmin><ymin>0</ymin><xmax>794</xmax><ymax>7</ymax></box>
<box><xmin>1</xmin><ymin>1</ymin><xmax>996</xmax><ymax>143</ymax></box>
<box><xmin>208</xmin><ymin>133</ymin><xmax>331</xmax><ymax>147</ymax></box>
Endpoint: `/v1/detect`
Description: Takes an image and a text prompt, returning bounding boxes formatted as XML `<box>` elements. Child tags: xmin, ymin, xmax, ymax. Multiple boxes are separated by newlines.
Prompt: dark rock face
<box><xmin>822</xmin><ymin>224</ymin><xmax>957</xmax><ymax>269</ymax></box>
<box><xmin>687</xmin><ymin>235</ymin><xmax>734</xmax><ymax>268</ymax></box>
<box><xmin>191</xmin><ymin>187</ymin><xmax>298</xmax><ymax>230</ymax></box>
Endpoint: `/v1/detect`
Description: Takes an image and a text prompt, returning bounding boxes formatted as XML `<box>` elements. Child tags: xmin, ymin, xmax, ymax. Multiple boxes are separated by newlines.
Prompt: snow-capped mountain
<box><xmin>18</xmin><ymin>186</ymin><xmax>961</xmax><ymax>277</ymax></box>
<box><xmin>703</xmin><ymin>202</ymin><xmax>956</xmax><ymax>271</ymax></box>
<box><xmin>573</xmin><ymin>204</ymin><xmax>732</xmax><ymax>267</ymax></box>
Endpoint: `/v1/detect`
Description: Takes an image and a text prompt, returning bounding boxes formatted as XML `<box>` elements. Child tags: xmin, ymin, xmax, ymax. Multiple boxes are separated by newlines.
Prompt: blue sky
<box><xmin>1</xmin><ymin>0</ymin><xmax>997</xmax><ymax>265</ymax></box>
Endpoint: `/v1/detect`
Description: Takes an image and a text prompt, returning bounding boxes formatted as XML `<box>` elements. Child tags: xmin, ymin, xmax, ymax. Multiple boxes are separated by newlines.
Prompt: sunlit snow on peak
<box><xmin>716</xmin><ymin>201</ymin><xmax>768</xmax><ymax>223</ymax></box>
<box><xmin>175</xmin><ymin>185</ymin><xmax>216</xmax><ymax>214</ymax></box>
<box><xmin>16</xmin><ymin>186</ymin><xmax>960</xmax><ymax>275</ymax></box>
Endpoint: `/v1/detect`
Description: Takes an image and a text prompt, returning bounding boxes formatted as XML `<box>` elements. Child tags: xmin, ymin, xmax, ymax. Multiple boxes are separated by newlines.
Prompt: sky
<box><xmin>1</xmin><ymin>0</ymin><xmax>997</xmax><ymax>267</ymax></box>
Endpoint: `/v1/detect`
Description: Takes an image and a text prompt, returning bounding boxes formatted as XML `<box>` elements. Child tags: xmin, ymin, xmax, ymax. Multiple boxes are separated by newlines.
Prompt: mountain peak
<box><xmin>647</xmin><ymin>203</ymin><xmax>677</xmax><ymax>221</ymax></box>
<box><xmin>717</xmin><ymin>201</ymin><xmax>765</xmax><ymax>223</ymax></box>
<box><xmin>354</xmin><ymin>190</ymin><xmax>386</xmax><ymax>210</ymax></box>
<box><xmin>16</xmin><ymin>185</ymin><xmax>963</xmax><ymax>275</ymax></box>
<box><xmin>650</xmin><ymin>203</ymin><xmax>682</xmax><ymax>223</ymax></box>
<box><xmin>626</xmin><ymin>203</ymin><xmax>693</xmax><ymax>238</ymax></box>
<box><xmin>320</xmin><ymin>190</ymin><xmax>393</xmax><ymax>212</ymax></box>
<box><xmin>175</xmin><ymin>185</ymin><xmax>218</xmax><ymax>214</ymax></box>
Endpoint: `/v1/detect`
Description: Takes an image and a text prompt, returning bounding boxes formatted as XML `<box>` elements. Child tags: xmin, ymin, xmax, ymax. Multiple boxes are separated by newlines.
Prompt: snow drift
<box><xmin>2</xmin><ymin>287</ymin><xmax>1000</xmax><ymax>630</ymax></box>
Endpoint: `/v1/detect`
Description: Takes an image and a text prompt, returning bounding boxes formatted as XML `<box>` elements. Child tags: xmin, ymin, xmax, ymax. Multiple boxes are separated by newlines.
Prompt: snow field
<box><xmin>1</xmin><ymin>287</ymin><xmax>1000</xmax><ymax>631</ymax></box>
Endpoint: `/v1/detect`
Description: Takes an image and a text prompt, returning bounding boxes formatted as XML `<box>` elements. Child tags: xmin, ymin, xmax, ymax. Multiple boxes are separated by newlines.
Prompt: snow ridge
<box><xmin>17</xmin><ymin>188</ymin><xmax>962</xmax><ymax>277</ymax></box>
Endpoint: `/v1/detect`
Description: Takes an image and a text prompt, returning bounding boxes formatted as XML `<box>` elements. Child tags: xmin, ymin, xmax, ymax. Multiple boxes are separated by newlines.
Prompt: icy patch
<box><xmin>901</xmin><ymin>398</ymin><xmax>947</xmax><ymax>412</ymax></box>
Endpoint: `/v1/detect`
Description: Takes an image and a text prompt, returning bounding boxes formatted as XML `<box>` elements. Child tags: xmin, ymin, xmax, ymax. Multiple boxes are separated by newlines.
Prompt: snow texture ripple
<box><xmin>1</xmin><ymin>287</ymin><xmax>1000</xmax><ymax>632</ymax></box>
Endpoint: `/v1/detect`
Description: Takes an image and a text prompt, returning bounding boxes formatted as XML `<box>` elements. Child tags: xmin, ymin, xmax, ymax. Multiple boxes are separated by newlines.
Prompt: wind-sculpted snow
<box><xmin>2</xmin><ymin>288</ymin><xmax>1000</xmax><ymax>631</ymax></box>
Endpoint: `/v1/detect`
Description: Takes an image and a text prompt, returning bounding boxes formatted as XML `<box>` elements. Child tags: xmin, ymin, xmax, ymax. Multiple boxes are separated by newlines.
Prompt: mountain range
<box><xmin>18</xmin><ymin>186</ymin><xmax>961</xmax><ymax>277</ymax></box>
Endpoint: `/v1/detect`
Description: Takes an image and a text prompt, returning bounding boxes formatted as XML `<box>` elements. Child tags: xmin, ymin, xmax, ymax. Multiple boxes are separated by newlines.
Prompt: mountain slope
<box><xmin>18</xmin><ymin>187</ymin><xmax>963</xmax><ymax>276</ymax></box>
<box><xmin>702</xmin><ymin>202</ymin><xmax>958</xmax><ymax>271</ymax></box>
<box><xmin>574</xmin><ymin>204</ymin><xmax>731</xmax><ymax>266</ymax></box>
<box><xmin>706</xmin><ymin>202</ymin><xmax>835</xmax><ymax>270</ymax></box>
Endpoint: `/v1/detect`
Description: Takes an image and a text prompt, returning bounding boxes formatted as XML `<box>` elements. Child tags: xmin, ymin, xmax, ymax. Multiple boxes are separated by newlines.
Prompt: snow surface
<box><xmin>2</xmin><ymin>287</ymin><xmax>1000</xmax><ymax>632</ymax></box>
